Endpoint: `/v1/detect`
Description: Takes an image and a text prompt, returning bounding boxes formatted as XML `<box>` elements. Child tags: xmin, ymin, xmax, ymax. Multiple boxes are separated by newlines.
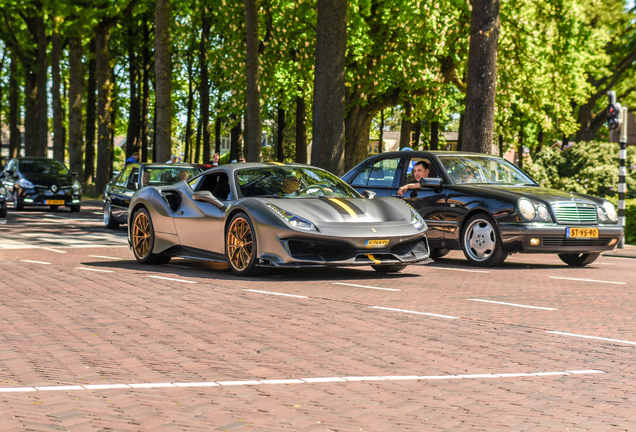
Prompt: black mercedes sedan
<box><xmin>0</xmin><ymin>157</ymin><xmax>82</xmax><ymax>212</ymax></box>
<box><xmin>103</xmin><ymin>162</ymin><xmax>202</xmax><ymax>228</ymax></box>
<box><xmin>342</xmin><ymin>150</ymin><xmax>624</xmax><ymax>267</ymax></box>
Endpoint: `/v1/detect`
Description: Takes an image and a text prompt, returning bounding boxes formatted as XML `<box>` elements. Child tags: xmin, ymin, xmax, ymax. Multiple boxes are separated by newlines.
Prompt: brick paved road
<box><xmin>1</xmin><ymin>204</ymin><xmax>635</xmax><ymax>431</ymax></box>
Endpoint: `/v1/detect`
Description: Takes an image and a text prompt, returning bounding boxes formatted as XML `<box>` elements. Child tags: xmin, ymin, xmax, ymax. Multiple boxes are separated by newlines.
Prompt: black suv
<box><xmin>1</xmin><ymin>157</ymin><xmax>82</xmax><ymax>212</ymax></box>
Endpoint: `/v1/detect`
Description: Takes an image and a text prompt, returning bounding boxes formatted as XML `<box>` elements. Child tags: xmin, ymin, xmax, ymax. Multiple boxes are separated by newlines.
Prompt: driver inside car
<box><xmin>397</xmin><ymin>161</ymin><xmax>430</xmax><ymax>196</ymax></box>
<box><xmin>281</xmin><ymin>175</ymin><xmax>302</xmax><ymax>197</ymax></box>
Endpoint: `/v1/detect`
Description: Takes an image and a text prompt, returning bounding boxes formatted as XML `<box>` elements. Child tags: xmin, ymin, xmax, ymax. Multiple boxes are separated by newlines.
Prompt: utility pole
<box><xmin>618</xmin><ymin>106</ymin><xmax>628</xmax><ymax>249</ymax></box>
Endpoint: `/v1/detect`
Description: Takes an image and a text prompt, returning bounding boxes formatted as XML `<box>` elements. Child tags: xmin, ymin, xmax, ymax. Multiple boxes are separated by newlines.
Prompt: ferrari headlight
<box><xmin>266</xmin><ymin>203</ymin><xmax>316</xmax><ymax>231</ymax></box>
<box><xmin>16</xmin><ymin>178</ymin><xmax>34</xmax><ymax>189</ymax></box>
<box><xmin>536</xmin><ymin>204</ymin><xmax>550</xmax><ymax>221</ymax></box>
<box><xmin>72</xmin><ymin>179</ymin><xmax>82</xmax><ymax>191</ymax></box>
<box><xmin>518</xmin><ymin>198</ymin><xmax>536</xmax><ymax>220</ymax></box>
<box><xmin>603</xmin><ymin>201</ymin><xmax>617</xmax><ymax>222</ymax></box>
<box><xmin>407</xmin><ymin>203</ymin><xmax>426</xmax><ymax>230</ymax></box>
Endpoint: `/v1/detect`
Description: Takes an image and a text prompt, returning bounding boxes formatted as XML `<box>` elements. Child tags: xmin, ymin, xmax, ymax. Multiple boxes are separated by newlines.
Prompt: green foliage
<box><xmin>525</xmin><ymin>141</ymin><xmax>636</xmax><ymax>199</ymax></box>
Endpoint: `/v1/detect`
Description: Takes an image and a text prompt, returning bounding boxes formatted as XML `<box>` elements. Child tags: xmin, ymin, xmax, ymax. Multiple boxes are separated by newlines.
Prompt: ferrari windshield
<box><xmin>235</xmin><ymin>166</ymin><xmax>361</xmax><ymax>198</ymax></box>
<box><xmin>19</xmin><ymin>159</ymin><xmax>69</xmax><ymax>175</ymax></box>
<box><xmin>438</xmin><ymin>155</ymin><xmax>537</xmax><ymax>185</ymax></box>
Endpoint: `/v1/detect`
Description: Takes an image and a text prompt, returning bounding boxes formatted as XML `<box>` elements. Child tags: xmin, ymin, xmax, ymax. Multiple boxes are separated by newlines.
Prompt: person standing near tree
<box><xmin>125</xmin><ymin>152</ymin><xmax>140</xmax><ymax>166</ymax></box>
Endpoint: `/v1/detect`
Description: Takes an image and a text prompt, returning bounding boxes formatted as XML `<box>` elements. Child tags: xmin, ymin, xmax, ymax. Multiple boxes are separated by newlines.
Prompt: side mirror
<box><xmin>362</xmin><ymin>190</ymin><xmax>377</xmax><ymax>199</ymax></box>
<box><xmin>192</xmin><ymin>191</ymin><xmax>225</xmax><ymax>209</ymax></box>
<box><xmin>419</xmin><ymin>177</ymin><xmax>442</xmax><ymax>188</ymax></box>
<box><xmin>131</xmin><ymin>182</ymin><xmax>139</xmax><ymax>191</ymax></box>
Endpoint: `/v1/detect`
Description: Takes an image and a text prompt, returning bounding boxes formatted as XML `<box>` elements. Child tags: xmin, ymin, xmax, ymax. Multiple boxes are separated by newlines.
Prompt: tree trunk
<box><xmin>230</xmin><ymin>115</ymin><xmax>241</xmax><ymax>162</ymax></box>
<box><xmin>457</xmin><ymin>112</ymin><xmax>465</xmax><ymax>151</ymax></box>
<box><xmin>430</xmin><ymin>121</ymin><xmax>439</xmax><ymax>150</ymax></box>
<box><xmin>537</xmin><ymin>129</ymin><xmax>544</xmax><ymax>154</ymax></box>
<box><xmin>152</xmin><ymin>100</ymin><xmax>157</xmax><ymax>162</ymax></box>
<box><xmin>154</xmin><ymin>0</ymin><xmax>172</xmax><ymax>164</ymax></box>
<box><xmin>95</xmin><ymin>28</ymin><xmax>114</xmax><ymax>192</ymax></box>
<box><xmin>378</xmin><ymin>109</ymin><xmax>384</xmax><ymax>154</ymax></box>
<box><xmin>199</xmin><ymin>6</ymin><xmax>210</xmax><ymax>163</ymax></box>
<box><xmin>498</xmin><ymin>134</ymin><xmax>503</xmax><ymax>157</ymax></box>
<box><xmin>343</xmin><ymin>104</ymin><xmax>376</xmax><ymax>171</ymax></box>
<box><xmin>295</xmin><ymin>94</ymin><xmax>307</xmax><ymax>163</ymax></box>
<box><xmin>311</xmin><ymin>0</ymin><xmax>347</xmax><ymax>175</ymax></box>
<box><xmin>215</xmin><ymin>117</ymin><xmax>222</xmax><ymax>155</ymax></box>
<box><xmin>51</xmin><ymin>25</ymin><xmax>65</xmax><ymax>162</ymax></box>
<box><xmin>141</xmin><ymin>15</ymin><xmax>151</xmax><ymax>162</ymax></box>
<box><xmin>412</xmin><ymin>120</ymin><xmax>421</xmax><ymax>149</ymax></box>
<box><xmin>84</xmin><ymin>38</ymin><xmax>97</xmax><ymax>183</ymax></box>
<box><xmin>37</xmin><ymin>14</ymin><xmax>48</xmax><ymax>157</ymax></box>
<box><xmin>517</xmin><ymin>124</ymin><xmax>524</xmax><ymax>169</ymax></box>
<box><xmin>184</xmin><ymin>49</ymin><xmax>194</xmax><ymax>163</ymax></box>
<box><xmin>9</xmin><ymin>51</ymin><xmax>20</xmax><ymax>158</ymax></box>
<box><xmin>126</xmin><ymin>20</ymin><xmax>141</xmax><ymax>160</ymax></box>
<box><xmin>399</xmin><ymin>102</ymin><xmax>412</xmax><ymax>148</ymax></box>
<box><xmin>462</xmin><ymin>0</ymin><xmax>500</xmax><ymax>154</ymax></box>
<box><xmin>244</xmin><ymin>0</ymin><xmax>262</xmax><ymax>162</ymax></box>
<box><xmin>110</xmin><ymin>67</ymin><xmax>117</xmax><ymax>172</ymax></box>
<box><xmin>24</xmin><ymin>71</ymin><xmax>39</xmax><ymax>156</ymax></box>
<box><xmin>561</xmin><ymin>134</ymin><xmax>569</xmax><ymax>150</ymax></box>
<box><xmin>67</xmin><ymin>37</ymin><xmax>84</xmax><ymax>178</ymax></box>
<box><xmin>194</xmin><ymin>118</ymin><xmax>202</xmax><ymax>163</ymax></box>
<box><xmin>277</xmin><ymin>104</ymin><xmax>286</xmax><ymax>162</ymax></box>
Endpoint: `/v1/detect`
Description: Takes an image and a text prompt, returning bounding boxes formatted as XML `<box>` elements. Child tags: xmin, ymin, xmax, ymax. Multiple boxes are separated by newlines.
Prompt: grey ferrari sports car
<box><xmin>127</xmin><ymin>163</ymin><xmax>430</xmax><ymax>276</ymax></box>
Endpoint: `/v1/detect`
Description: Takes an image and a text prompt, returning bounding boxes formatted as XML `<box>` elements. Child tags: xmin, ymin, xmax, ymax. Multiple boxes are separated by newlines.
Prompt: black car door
<box><xmin>110</xmin><ymin>164</ymin><xmax>138</xmax><ymax>219</ymax></box>
<box><xmin>348</xmin><ymin>156</ymin><xmax>401</xmax><ymax>197</ymax></box>
<box><xmin>396</xmin><ymin>155</ymin><xmax>448</xmax><ymax>249</ymax></box>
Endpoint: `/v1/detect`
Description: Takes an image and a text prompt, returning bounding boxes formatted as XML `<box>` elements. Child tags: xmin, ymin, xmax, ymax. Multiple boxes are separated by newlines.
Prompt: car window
<box><xmin>143</xmin><ymin>166</ymin><xmax>201</xmax><ymax>187</ymax></box>
<box><xmin>196</xmin><ymin>172</ymin><xmax>231</xmax><ymax>200</ymax></box>
<box><xmin>404</xmin><ymin>157</ymin><xmax>437</xmax><ymax>184</ymax></box>
<box><xmin>351</xmin><ymin>157</ymin><xmax>400</xmax><ymax>187</ymax></box>
<box><xmin>127</xmin><ymin>168</ymin><xmax>140</xmax><ymax>189</ymax></box>
<box><xmin>438</xmin><ymin>155</ymin><xmax>536</xmax><ymax>185</ymax></box>
<box><xmin>115</xmin><ymin>164</ymin><xmax>135</xmax><ymax>187</ymax></box>
<box><xmin>19</xmin><ymin>159</ymin><xmax>69</xmax><ymax>175</ymax></box>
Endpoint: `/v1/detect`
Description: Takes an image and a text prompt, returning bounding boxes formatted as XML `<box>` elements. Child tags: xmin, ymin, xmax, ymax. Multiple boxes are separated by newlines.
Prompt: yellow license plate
<box><xmin>566</xmin><ymin>227</ymin><xmax>599</xmax><ymax>238</ymax></box>
<box><xmin>45</xmin><ymin>200</ymin><xmax>65</xmax><ymax>205</ymax></box>
<box><xmin>365</xmin><ymin>239</ymin><xmax>390</xmax><ymax>246</ymax></box>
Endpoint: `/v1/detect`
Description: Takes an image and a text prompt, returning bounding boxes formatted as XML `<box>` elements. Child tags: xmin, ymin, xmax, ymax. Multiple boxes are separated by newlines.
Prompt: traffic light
<box><xmin>607</xmin><ymin>91</ymin><xmax>622</xmax><ymax>131</ymax></box>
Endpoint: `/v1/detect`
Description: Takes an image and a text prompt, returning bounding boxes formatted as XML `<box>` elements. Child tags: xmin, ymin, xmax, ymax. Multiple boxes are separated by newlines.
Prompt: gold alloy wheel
<box><xmin>133</xmin><ymin>212</ymin><xmax>151</xmax><ymax>259</ymax></box>
<box><xmin>227</xmin><ymin>217</ymin><xmax>253</xmax><ymax>271</ymax></box>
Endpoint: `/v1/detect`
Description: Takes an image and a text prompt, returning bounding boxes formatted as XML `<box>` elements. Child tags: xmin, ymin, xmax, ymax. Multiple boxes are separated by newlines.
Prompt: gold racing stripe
<box><xmin>366</xmin><ymin>254</ymin><xmax>381</xmax><ymax>265</ymax></box>
<box><xmin>328</xmin><ymin>198</ymin><xmax>359</xmax><ymax>219</ymax></box>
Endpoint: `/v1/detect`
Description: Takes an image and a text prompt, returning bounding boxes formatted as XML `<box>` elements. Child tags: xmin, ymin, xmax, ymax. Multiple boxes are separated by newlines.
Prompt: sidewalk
<box><xmin>602</xmin><ymin>243</ymin><xmax>636</xmax><ymax>259</ymax></box>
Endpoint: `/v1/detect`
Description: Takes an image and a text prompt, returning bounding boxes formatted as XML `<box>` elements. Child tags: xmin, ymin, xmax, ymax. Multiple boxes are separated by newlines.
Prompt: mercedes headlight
<box><xmin>536</xmin><ymin>204</ymin><xmax>550</xmax><ymax>221</ymax></box>
<box><xmin>72</xmin><ymin>179</ymin><xmax>82</xmax><ymax>191</ymax></box>
<box><xmin>406</xmin><ymin>203</ymin><xmax>426</xmax><ymax>230</ymax></box>
<box><xmin>266</xmin><ymin>203</ymin><xmax>316</xmax><ymax>231</ymax></box>
<box><xmin>518</xmin><ymin>198</ymin><xmax>537</xmax><ymax>221</ymax></box>
<box><xmin>16</xmin><ymin>178</ymin><xmax>34</xmax><ymax>189</ymax></box>
<box><xmin>602</xmin><ymin>201</ymin><xmax>617</xmax><ymax>222</ymax></box>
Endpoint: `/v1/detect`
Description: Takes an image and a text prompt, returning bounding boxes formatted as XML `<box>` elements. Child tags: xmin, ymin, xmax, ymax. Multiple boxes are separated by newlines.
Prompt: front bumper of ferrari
<box><xmin>256</xmin><ymin>225</ymin><xmax>430</xmax><ymax>268</ymax></box>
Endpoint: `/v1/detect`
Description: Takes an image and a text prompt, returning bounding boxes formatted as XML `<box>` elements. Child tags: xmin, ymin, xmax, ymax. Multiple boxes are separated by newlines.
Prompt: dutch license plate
<box><xmin>45</xmin><ymin>200</ymin><xmax>65</xmax><ymax>205</ymax></box>
<box><xmin>365</xmin><ymin>239</ymin><xmax>390</xmax><ymax>246</ymax></box>
<box><xmin>566</xmin><ymin>227</ymin><xmax>599</xmax><ymax>238</ymax></box>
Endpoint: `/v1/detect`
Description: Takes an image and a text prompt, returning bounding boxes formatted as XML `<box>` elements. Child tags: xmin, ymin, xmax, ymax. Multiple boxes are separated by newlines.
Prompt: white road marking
<box><xmin>548</xmin><ymin>276</ymin><xmax>626</xmax><ymax>285</ymax></box>
<box><xmin>546</xmin><ymin>331</ymin><xmax>636</xmax><ymax>345</ymax></box>
<box><xmin>427</xmin><ymin>266</ymin><xmax>490</xmax><ymax>274</ymax></box>
<box><xmin>76</xmin><ymin>267</ymin><xmax>115</xmax><ymax>273</ymax></box>
<box><xmin>244</xmin><ymin>289</ymin><xmax>308</xmax><ymax>298</ymax></box>
<box><xmin>88</xmin><ymin>255</ymin><xmax>124</xmax><ymax>260</ymax></box>
<box><xmin>370</xmin><ymin>306</ymin><xmax>459</xmax><ymax>320</ymax></box>
<box><xmin>333</xmin><ymin>282</ymin><xmax>400</xmax><ymax>292</ymax></box>
<box><xmin>149</xmin><ymin>275</ymin><xmax>198</xmax><ymax>284</ymax></box>
<box><xmin>20</xmin><ymin>260</ymin><xmax>52</xmax><ymax>265</ymax></box>
<box><xmin>165</xmin><ymin>264</ymin><xmax>192</xmax><ymax>269</ymax></box>
<box><xmin>0</xmin><ymin>370</ymin><xmax>605</xmax><ymax>393</ymax></box>
<box><xmin>468</xmin><ymin>298</ymin><xmax>558</xmax><ymax>311</ymax></box>
<box><xmin>41</xmin><ymin>247</ymin><xmax>68</xmax><ymax>254</ymax></box>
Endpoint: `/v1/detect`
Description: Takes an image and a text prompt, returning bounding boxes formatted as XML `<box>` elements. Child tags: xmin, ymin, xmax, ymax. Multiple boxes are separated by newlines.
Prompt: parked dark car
<box><xmin>342</xmin><ymin>150</ymin><xmax>623</xmax><ymax>267</ymax></box>
<box><xmin>0</xmin><ymin>183</ymin><xmax>6</xmax><ymax>217</ymax></box>
<box><xmin>0</xmin><ymin>157</ymin><xmax>82</xmax><ymax>212</ymax></box>
<box><xmin>103</xmin><ymin>163</ymin><xmax>203</xmax><ymax>228</ymax></box>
